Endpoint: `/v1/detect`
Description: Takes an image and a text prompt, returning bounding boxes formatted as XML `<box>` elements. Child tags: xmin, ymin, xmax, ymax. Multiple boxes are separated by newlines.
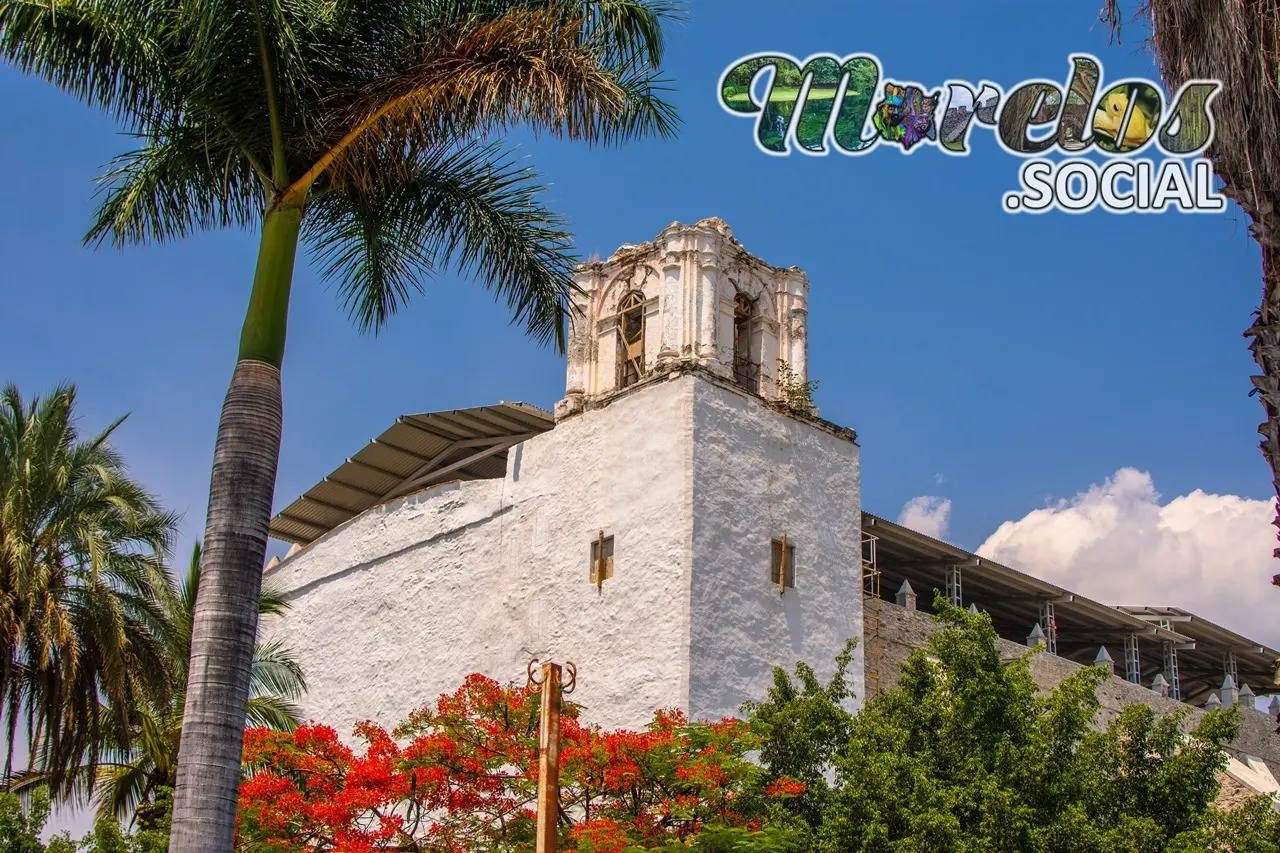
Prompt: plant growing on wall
<box><xmin>775</xmin><ymin>359</ymin><xmax>819</xmax><ymax>418</ymax></box>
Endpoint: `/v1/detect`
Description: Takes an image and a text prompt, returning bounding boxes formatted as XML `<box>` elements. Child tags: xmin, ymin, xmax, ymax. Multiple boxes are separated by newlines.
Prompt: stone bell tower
<box><xmin>556</xmin><ymin>218</ymin><xmax>812</xmax><ymax>418</ymax></box>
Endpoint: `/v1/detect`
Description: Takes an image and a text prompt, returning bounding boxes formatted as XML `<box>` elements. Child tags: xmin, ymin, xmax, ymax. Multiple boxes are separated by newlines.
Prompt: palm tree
<box><xmin>0</xmin><ymin>384</ymin><xmax>176</xmax><ymax>799</ymax></box>
<box><xmin>0</xmin><ymin>1</ymin><xmax>678</xmax><ymax>847</ymax></box>
<box><xmin>12</xmin><ymin>542</ymin><xmax>305</xmax><ymax>828</ymax></box>
<box><xmin>1100</xmin><ymin>2</ymin><xmax>1280</xmax><ymax>585</ymax></box>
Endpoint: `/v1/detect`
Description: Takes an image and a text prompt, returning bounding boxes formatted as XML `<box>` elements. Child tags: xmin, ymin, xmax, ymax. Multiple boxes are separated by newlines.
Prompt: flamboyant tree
<box><xmin>236</xmin><ymin>674</ymin><xmax>806</xmax><ymax>852</ymax></box>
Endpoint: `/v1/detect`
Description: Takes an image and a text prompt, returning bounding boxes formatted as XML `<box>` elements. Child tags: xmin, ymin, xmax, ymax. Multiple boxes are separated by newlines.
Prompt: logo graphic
<box><xmin>718</xmin><ymin>54</ymin><xmax>1225</xmax><ymax>214</ymax></box>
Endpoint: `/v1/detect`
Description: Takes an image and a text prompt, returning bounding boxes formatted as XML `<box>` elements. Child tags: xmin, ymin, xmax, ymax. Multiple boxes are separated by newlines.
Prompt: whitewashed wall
<box><xmin>263</xmin><ymin>372</ymin><xmax>862</xmax><ymax>739</ymax></box>
<box><xmin>264</xmin><ymin>377</ymin><xmax>695</xmax><ymax>735</ymax></box>
<box><xmin>688</xmin><ymin>379</ymin><xmax>862</xmax><ymax>720</ymax></box>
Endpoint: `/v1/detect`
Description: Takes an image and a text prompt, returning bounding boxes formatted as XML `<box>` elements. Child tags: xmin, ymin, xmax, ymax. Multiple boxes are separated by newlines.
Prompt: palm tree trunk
<box><xmin>169</xmin><ymin>204</ymin><xmax>302</xmax><ymax>852</ymax></box>
<box><xmin>1248</xmin><ymin>243</ymin><xmax>1280</xmax><ymax>584</ymax></box>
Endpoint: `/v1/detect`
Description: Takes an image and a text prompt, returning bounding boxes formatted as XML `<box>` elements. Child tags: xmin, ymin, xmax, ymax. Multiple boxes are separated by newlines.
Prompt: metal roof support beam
<box><xmin>299</xmin><ymin>494</ymin><xmax>359</xmax><ymax>515</ymax></box>
<box><xmin>946</xmin><ymin>564</ymin><xmax>963</xmax><ymax>608</ymax></box>
<box><xmin>1224</xmin><ymin>650</ymin><xmax>1239</xmax><ymax>687</ymax></box>
<box><xmin>275</xmin><ymin>512</ymin><xmax>331</xmax><ymax>533</ymax></box>
<box><xmin>1162</xmin><ymin>641</ymin><xmax>1182</xmax><ymax>700</ymax></box>
<box><xmin>389</xmin><ymin>435</ymin><xmax>531</xmax><ymax>500</ymax></box>
<box><xmin>344</xmin><ymin>456</ymin><xmax>406</xmax><ymax>481</ymax></box>
<box><xmin>323</xmin><ymin>477</ymin><xmax>384</xmax><ymax>499</ymax></box>
<box><xmin>380</xmin><ymin>432</ymin><xmax>540</xmax><ymax>501</ymax></box>
<box><xmin>1124</xmin><ymin>633</ymin><xmax>1142</xmax><ymax>685</ymax></box>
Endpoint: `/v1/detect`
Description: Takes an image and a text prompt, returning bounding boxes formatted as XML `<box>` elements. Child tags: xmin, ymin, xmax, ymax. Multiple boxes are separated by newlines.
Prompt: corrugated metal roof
<box><xmin>863</xmin><ymin>512</ymin><xmax>1191</xmax><ymax>645</ymax></box>
<box><xmin>1115</xmin><ymin>605</ymin><xmax>1280</xmax><ymax>699</ymax></box>
<box><xmin>269</xmin><ymin>402</ymin><xmax>554</xmax><ymax>546</ymax></box>
<box><xmin>863</xmin><ymin>512</ymin><xmax>1279</xmax><ymax>701</ymax></box>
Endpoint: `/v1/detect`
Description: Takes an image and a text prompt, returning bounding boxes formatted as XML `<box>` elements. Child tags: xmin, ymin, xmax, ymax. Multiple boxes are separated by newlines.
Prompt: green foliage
<box><xmin>0</xmin><ymin>788</ymin><xmax>169</xmax><ymax>853</ymax></box>
<box><xmin>775</xmin><ymin>360</ymin><xmax>818</xmax><ymax>418</ymax></box>
<box><xmin>1</xmin><ymin>789</ymin><xmax>67</xmax><ymax>853</ymax></box>
<box><xmin>743</xmin><ymin>639</ymin><xmax>857</xmax><ymax>829</ymax></box>
<box><xmin>0</xmin><ymin>383</ymin><xmax>177</xmax><ymax>798</ymax></box>
<box><xmin>12</xmin><ymin>544</ymin><xmax>304</xmax><ymax>824</ymax></box>
<box><xmin>744</xmin><ymin>596</ymin><xmax>1278</xmax><ymax>853</ymax></box>
<box><xmin>649</xmin><ymin>825</ymin><xmax>807</xmax><ymax>852</ymax></box>
<box><xmin>1168</xmin><ymin>796</ymin><xmax>1280</xmax><ymax>853</ymax></box>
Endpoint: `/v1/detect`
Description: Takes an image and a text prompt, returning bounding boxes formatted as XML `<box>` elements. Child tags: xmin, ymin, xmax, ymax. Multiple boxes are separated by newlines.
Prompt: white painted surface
<box><xmin>688</xmin><ymin>379</ymin><xmax>862</xmax><ymax>719</ymax></box>
<box><xmin>264</xmin><ymin>376</ymin><xmax>695</xmax><ymax>734</ymax></box>
<box><xmin>264</xmin><ymin>373</ymin><xmax>862</xmax><ymax>736</ymax></box>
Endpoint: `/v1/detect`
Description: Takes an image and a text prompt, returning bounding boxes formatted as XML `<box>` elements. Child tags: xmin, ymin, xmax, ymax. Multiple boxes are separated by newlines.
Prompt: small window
<box><xmin>590</xmin><ymin>533</ymin><xmax>615</xmax><ymax>586</ymax></box>
<box><xmin>770</xmin><ymin>537</ymin><xmax>795</xmax><ymax>590</ymax></box>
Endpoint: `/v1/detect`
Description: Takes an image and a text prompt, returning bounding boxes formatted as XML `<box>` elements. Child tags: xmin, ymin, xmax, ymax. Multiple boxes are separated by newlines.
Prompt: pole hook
<box><xmin>563</xmin><ymin>662</ymin><xmax>577</xmax><ymax>694</ymax></box>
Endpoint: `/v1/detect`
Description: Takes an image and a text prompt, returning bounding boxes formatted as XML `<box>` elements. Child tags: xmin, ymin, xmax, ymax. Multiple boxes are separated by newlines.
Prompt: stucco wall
<box><xmin>264</xmin><ymin>376</ymin><xmax>697</xmax><ymax>735</ymax></box>
<box><xmin>689</xmin><ymin>379</ymin><xmax>862</xmax><ymax>719</ymax></box>
<box><xmin>875</xmin><ymin>600</ymin><xmax>1280</xmax><ymax>778</ymax></box>
<box><xmin>265</xmin><ymin>372</ymin><xmax>863</xmax><ymax>740</ymax></box>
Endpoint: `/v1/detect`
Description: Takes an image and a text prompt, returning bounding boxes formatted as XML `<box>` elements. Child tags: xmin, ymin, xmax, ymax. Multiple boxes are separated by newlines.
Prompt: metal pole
<box><xmin>535</xmin><ymin>662</ymin><xmax>561</xmax><ymax>853</ymax></box>
<box><xmin>528</xmin><ymin>660</ymin><xmax>575</xmax><ymax>853</ymax></box>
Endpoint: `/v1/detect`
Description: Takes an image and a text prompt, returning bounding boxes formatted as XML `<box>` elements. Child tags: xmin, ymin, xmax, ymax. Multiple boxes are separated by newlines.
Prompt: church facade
<box><xmin>262</xmin><ymin>218</ymin><xmax>864</xmax><ymax>735</ymax></box>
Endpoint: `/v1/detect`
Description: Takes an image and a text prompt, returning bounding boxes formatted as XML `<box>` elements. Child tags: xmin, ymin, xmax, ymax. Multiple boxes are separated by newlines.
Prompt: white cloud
<box><xmin>933</xmin><ymin>473</ymin><xmax>947</xmax><ymax>485</ymax></box>
<box><xmin>898</xmin><ymin>495</ymin><xmax>952</xmax><ymax>540</ymax></box>
<box><xmin>976</xmin><ymin>468</ymin><xmax>1279</xmax><ymax>648</ymax></box>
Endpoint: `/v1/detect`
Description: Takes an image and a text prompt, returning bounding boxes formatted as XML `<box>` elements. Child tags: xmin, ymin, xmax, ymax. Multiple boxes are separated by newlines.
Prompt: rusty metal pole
<box><xmin>535</xmin><ymin>662</ymin><xmax>562</xmax><ymax>853</ymax></box>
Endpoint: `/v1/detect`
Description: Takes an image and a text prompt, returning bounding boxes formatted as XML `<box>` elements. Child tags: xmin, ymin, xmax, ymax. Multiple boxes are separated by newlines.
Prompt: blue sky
<box><xmin>1</xmin><ymin>3</ymin><xmax>1270</xmax><ymax>606</ymax></box>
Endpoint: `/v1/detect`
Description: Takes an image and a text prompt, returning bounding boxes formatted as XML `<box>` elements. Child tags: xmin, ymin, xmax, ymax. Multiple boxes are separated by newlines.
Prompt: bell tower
<box><xmin>556</xmin><ymin>218</ymin><xmax>812</xmax><ymax>419</ymax></box>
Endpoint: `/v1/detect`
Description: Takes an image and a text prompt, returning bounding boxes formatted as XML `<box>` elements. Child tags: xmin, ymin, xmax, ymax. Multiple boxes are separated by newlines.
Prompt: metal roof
<box><xmin>863</xmin><ymin>512</ymin><xmax>1279</xmax><ymax>701</ymax></box>
<box><xmin>268</xmin><ymin>402</ymin><xmax>555</xmax><ymax>546</ymax></box>
<box><xmin>864</xmin><ymin>514</ymin><xmax>1190</xmax><ymax>643</ymax></box>
<box><xmin>1115</xmin><ymin>606</ymin><xmax>1280</xmax><ymax>702</ymax></box>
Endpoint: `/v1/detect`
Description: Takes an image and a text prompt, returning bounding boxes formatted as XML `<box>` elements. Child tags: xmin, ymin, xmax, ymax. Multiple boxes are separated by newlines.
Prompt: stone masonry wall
<box><xmin>872</xmin><ymin>599</ymin><xmax>1280</xmax><ymax>778</ymax></box>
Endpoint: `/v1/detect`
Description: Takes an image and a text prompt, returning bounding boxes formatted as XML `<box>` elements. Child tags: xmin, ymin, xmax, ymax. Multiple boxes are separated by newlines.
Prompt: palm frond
<box><xmin>0</xmin><ymin>0</ymin><xmax>174</xmax><ymax>123</ymax></box>
<box><xmin>248</xmin><ymin>639</ymin><xmax>305</xmax><ymax>701</ymax></box>
<box><xmin>245</xmin><ymin>694</ymin><xmax>303</xmax><ymax>731</ymax></box>
<box><xmin>303</xmin><ymin>141</ymin><xmax>578</xmax><ymax>347</ymax></box>
<box><xmin>283</xmin><ymin>1</ymin><xmax>679</xmax><ymax>201</ymax></box>
<box><xmin>85</xmin><ymin>120</ymin><xmax>264</xmax><ymax>248</ymax></box>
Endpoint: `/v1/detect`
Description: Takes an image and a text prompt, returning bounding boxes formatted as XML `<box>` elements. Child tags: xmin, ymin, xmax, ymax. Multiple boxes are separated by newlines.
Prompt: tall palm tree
<box><xmin>0</xmin><ymin>384</ymin><xmax>176</xmax><ymax>799</ymax></box>
<box><xmin>1100</xmin><ymin>2</ymin><xmax>1280</xmax><ymax>585</ymax></box>
<box><xmin>12</xmin><ymin>542</ymin><xmax>305</xmax><ymax>828</ymax></box>
<box><xmin>0</xmin><ymin>1</ymin><xmax>678</xmax><ymax>848</ymax></box>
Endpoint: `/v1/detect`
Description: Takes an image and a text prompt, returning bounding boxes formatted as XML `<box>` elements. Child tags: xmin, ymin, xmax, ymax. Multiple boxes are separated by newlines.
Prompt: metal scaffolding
<box><xmin>1038</xmin><ymin>601</ymin><xmax>1059</xmax><ymax>656</ymax></box>
<box><xmin>862</xmin><ymin>532</ymin><xmax>882</xmax><ymax>701</ymax></box>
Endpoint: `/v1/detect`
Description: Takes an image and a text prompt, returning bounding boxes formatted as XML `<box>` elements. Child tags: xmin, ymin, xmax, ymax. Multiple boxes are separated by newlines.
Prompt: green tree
<box><xmin>0</xmin><ymin>789</ymin><xmax>74</xmax><ymax>853</ymax></box>
<box><xmin>13</xmin><ymin>543</ymin><xmax>305</xmax><ymax>827</ymax></box>
<box><xmin>741</xmin><ymin>638</ymin><xmax>856</xmax><ymax>829</ymax></box>
<box><xmin>1</xmin><ymin>787</ymin><xmax>169</xmax><ymax>853</ymax></box>
<box><xmin>0</xmin><ymin>1</ymin><xmax>678</xmax><ymax>848</ymax></box>
<box><xmin>747</xmin><ymin>598</ymin><xmax>1277</xmax><ymax>853</ymax></box>
<box><xmin>0</xmin><ymin>385</ymin><xmax>176</xmax><ymax>799</ymax></box>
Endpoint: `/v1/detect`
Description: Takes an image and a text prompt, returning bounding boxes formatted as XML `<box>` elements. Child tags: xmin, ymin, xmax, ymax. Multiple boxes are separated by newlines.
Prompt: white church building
<box><xmin>263</xmin><ymin>219</ymin><xmax>1280</xmax><ymax>801</ymax></box>
<box><xmin>263</xmin><ymin>218</ymin><xmax>864</xmax><ymax>734</ymax></box>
